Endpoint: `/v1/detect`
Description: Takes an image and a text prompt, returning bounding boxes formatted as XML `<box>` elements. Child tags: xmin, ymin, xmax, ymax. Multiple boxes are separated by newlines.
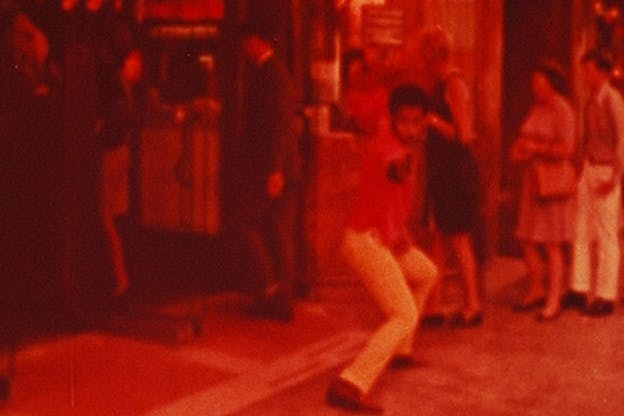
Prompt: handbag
<box><xmin>531</xmin><ymin>159</ymin><xmax>578</xmax><ymax>201</ymax></box>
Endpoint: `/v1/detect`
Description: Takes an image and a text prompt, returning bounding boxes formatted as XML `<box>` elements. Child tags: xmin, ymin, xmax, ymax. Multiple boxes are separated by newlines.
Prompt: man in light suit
<box><xmin>565</xmin><ymin>49</ymin><xmax>624</xmax><ymax>316</ymax></box>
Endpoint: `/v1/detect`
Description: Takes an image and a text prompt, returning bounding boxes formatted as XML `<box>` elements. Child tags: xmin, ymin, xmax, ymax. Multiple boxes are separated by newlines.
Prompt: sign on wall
<box><xmin>361</xmin><ymin>6</ymin><xmax>405</xmax><ymax>46</ymax></box>
<box><xmin>141</xmin><ymin>0</ymin><xmax>224</xmax><ymax>21</ymax></box>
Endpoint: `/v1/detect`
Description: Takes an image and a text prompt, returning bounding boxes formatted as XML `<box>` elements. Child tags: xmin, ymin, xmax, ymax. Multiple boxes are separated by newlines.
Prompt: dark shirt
<box><xmin>241</xmin><ymin>54</ymin><xmax>302</xmax><ymax>215</ymax></box>
<box><xmin>244</xmin><ymin>55</ymin><xmax>301</xmax><ymax>181</ymax></box>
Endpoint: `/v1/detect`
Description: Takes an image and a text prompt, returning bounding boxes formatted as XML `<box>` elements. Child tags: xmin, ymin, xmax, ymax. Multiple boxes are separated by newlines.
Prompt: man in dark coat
<box><xmin>239</xmin><ymin>22</ymin><xmax>302</xmax><ymax>321</ymax></box>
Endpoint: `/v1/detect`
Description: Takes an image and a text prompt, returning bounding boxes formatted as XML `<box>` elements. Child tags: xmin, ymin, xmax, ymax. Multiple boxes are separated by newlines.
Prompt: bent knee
<box><xmin>393</xmin><ymin>302</ymin><xmax>419</xmax><ymax>331</ymax></box>
<box><xmin>423</xmin><ymin>257</ymin><xmax>440</xmax><ymax>287</ymax></box>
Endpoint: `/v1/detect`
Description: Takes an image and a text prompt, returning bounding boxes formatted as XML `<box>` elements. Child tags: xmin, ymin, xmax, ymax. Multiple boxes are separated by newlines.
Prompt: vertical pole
<box><xmin>474</xmin><ymin>0</ymin><xmax>503</xmax><ymax>260</ymax></box>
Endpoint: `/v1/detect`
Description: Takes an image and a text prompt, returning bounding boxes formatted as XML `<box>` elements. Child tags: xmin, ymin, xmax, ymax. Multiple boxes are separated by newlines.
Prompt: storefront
<box><xmin>18</xmin><ymin>0</ymin><xmax>623</xmax><ymax>310</ymax></box>
<box><xmin>130</xmin><ymin>0</ymin><xmax>507</xmax><ymax>281</ymax></box>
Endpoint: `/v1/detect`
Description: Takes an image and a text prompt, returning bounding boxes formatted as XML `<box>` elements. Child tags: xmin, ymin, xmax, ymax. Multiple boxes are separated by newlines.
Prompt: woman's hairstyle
<box><xmin>417</xmin><ymin>26</ymin><xmax>452</xmax><ymax>65</ymax></box>
<box><xmin>534</xmin><ymin>60</ymin><xmax>569</xmax><ymax>96</ymax></box>
<box><xmin>581</xmin><ymin>48</ymin><xmax>614</xmax><ymax>72</ymax></box>
<box><xmin>389</xmin><ymin>84</ymin><xmax>430</xmax><ymax>115</ymax></box>
<box><xmin>342</xmin><ymin>48</ymin><xmax>366</xmax><ymax>83</ymax></box>
<box><xmin>239</xmin><ymin>19</ymin><xmax>277</xmax><ymax>45</ymax></box>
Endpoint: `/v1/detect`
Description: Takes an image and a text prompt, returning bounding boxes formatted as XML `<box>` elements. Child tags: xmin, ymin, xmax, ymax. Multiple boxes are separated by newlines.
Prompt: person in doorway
<box><xmin>416</xmin><ymin>27</ymin><xmax>483</xmax><ymax>327</ymax></box>
<box><xmin>326</xmin><ymin>85</ymin><xmax>438</xmax><ymax>413</ymax></box>
<box><xmin>564</xmin><ymin>49</ymin><xmax>624</xmax><ymax>316</ymax></box>
<box><xmin>0</xmin><ymin>7</ymin><xmax>62</xmax><ymax>399</ymax></box>
<box><xmin>511</xmin><ymin>62</ymin><xmax>577</xmax><ymax>321</ymax></box>
<box><xmin>239</xmin><ymin>22</ymin><xmax>302</xmax><ymax>321</ymax></box>
<box><xmin>97</xmin><ymin>47</ymin><xmax>146</xmax><ymax>298</ymax></box>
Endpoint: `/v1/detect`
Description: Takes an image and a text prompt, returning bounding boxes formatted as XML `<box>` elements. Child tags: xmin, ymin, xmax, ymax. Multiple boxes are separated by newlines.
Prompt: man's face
<box><xmin>393</xmin><ymin>106</ymin><xmax>427</xmax><ymax>145</ymax></box>
<box><xmin>122</xmin><ymin>51</ymin><xmax>143</xmax><ymax>84</ymax></box>
<box><xmin>242</xmin><ymin>35</ymin><xmax>264</xmax><ymax>64</ymax></box>
<box><xmin>582</xmin><ymin>60</ymin><xmax>605</xmax><ymax>90</ymax></box>
<box><xmin>347</xmin><ymin>60</ymin><xmax>367</xmax><ymax>88</ymax></box>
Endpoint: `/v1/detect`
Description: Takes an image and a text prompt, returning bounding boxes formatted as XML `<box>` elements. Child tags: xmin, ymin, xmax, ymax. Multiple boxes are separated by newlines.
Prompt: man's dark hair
<box><xmin>581</xmin><ymin>49</ymin><xmax>614</xmax><ymax>72</ymax></box>
<box><xmin>238</xmin><ymin>20</ymin><xmax>277</xmax><ymax>44</ymax></box>
<box><xmin>342</xmin><ymin>48</ymin><xmax>366</xmax><ymax>81</ymax></box>
<box><xmin>389</xmin><ymin>84</ymin><xmax>430</xmax><ymax>115</ymax></box>
<box><xmin>534</xmin><ymin>60</ymin><xmax>569</xmax><ymax>96</ymax></box>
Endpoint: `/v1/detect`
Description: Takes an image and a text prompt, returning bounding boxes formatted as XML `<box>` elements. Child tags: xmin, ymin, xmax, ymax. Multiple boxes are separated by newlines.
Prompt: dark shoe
<box><xmin>266</xmin><ymin>301</ymin><xmax>294</xmax><ymax>322</ymax></box>
<box><xmin>294</xmin><ymin>281</ymin><xmax>313</xmax><ymax>300</ymax></box>
<box><xmin>247</xmin><ymin>291</ymin><xmax>293</xmax><ymax>322</ymax></box>
<box><xmin>390</xmin><ymin>354</ymin><xmax>420</xmax><ymax>370</ymax></box>
<box><xmin>513</xmin><ymin>296</ymin><xmax>546</xmax><ymax>312</ymax></box>
<box><xmin>585</xmin><ymin>298</ymin><xmax>614</xmax><ymax>317</ymax></box>
<box><xmin>561</xmin><ymin>291</ymin><xmax>587</xmax><ymax>310</ymax></box>
<box><xmin>109</xmin><ymin>287</ymin><xmax>139</xmax><ymax>311</ymax></box>
<box><xmin>449</xmin><ymin>311</ymin><xmax>483</xmax><ymax>328</ymax></box>
<box><xmin>247</xmin><ymin>294</ymin><xmax>293</xmax><ymax>322</ymax></box>
<box><xmin>0</xmin><ymin>376</ymin><xmax>10</xmax><ymax>401</ymax></box>
<box><xmin>326</xmin><ymin>378</ymin><xmax>383</xmax><ymax>413</ymax></box>
<box><xmin>421</xmin><ymin>313</ymin><xmax>445</xmax><ymax>327</ymax></box>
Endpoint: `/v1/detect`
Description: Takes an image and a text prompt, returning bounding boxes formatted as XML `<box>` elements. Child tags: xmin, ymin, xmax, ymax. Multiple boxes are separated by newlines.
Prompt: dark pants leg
<box><xmin>243</xmin><ymin>188</ymin><xmax>297</xmax><ymax>304</ymax></box>
<box><xmin>244</xmin><ymin>224</ymin><xmax>280</xmax><ymax>294</ymax></box>
<box><xmin>273</xmin><ymin>188</ymin><xmax>298</xmax><ymax>300</ymax></box>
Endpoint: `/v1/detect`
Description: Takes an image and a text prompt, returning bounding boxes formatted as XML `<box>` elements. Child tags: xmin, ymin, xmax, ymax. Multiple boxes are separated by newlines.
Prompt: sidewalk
<box><xmin>2</xmin><ymin>257</ymin><xmax>623</xmax><ymax>416</ymax></box>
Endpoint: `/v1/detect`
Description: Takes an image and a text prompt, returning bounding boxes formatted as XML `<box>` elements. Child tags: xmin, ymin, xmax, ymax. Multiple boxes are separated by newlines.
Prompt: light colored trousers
<box><xmin>340</xmin><ymin>228</ymin><xmax>438</xmax><ymax>394</ymax></box>
<box><xmin>571</xmin><ymin>163</ymin><xmax>621</xmax><ymax>300</ymax></box>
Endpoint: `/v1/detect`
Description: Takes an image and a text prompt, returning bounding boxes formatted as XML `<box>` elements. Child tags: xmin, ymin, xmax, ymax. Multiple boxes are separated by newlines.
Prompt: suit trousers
<box><xmin>571</xmin><ymin>162</ymin><xmax>621</xmax><ymax>300</ymax></box>
<box><xmin>339</xmin><ymin>228</ymin><xmax>438</xmax><ymax>394</ymax></box>
<box><xmin>243</xmin><ymin>188</ymin><xmax>298</xmax><ymax>298</ymax></box>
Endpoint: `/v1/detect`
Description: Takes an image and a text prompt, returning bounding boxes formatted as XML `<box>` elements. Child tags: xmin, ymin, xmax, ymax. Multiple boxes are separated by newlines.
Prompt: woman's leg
<box><xmin>102</xmin><ymin>213</ymin><xmax>129</xmax><ymax>296</ymax></box>
<box><xmin>521</xmin><ymin>242</ymin><xmax>546</xmax><ymax>306</ymax></box>
<box><xmin>540</xmin><ymin>243</ymin><xmax>564</xmax><ymax>319</ymax></box>
<box><xmin>101</xmin><ymin>148</ymin><xmax>130</xmax><ymax>297</ymax></box>
<box><xmin>450</xmin><ymin>233</ymin><xmax>481</xmax><ymax>316</ymax></box>
<box><xmin>425</xmin><ymin>231</ymin><xmax>446</xmax><ymax>315</ymax></box>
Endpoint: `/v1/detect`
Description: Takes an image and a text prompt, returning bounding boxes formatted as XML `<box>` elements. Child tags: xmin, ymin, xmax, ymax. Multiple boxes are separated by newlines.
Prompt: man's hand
<box><xmin>510</xmin><ymin>137</ymin><xmax>537</xmax><ymax>163</ymax></box>
<box><xmin>426</xmin><ymin>113</ymin><xmax>457</xmax><ymax>141</ymax></box>
<box><xmin>268</xmin><ymin>171</ymin><xmax>285</xmax><ymax>199</ymax></box>
<box><xmin>387</xmin><ymin>155</ymin><xmax>413</xmax><ymax>183</ymax></box>
<box><xmin>391</xmin><ymin>234</ymin><xmax>412</xmax><ymax>256</ymax></box>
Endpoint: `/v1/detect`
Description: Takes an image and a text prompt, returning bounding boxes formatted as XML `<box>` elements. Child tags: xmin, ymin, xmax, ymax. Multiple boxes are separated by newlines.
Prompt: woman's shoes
<box><xmin>449</xmin><ymin>310</ymin><xmax>483</xmax><ymax>328</ymax></box>
<box><xmin>513</xmin><ymin>296</ymin><xmax>546</xmax><ymax>312</ymax></box>
<box><xmin>390</xmin><ymin>354</ymin><xmax>420</xmax><ymax>369</ymax></box>
<box><xmin>535</xmin><ymin>306</ymin><xmax>561</xmax><ymax>322</ymax></box>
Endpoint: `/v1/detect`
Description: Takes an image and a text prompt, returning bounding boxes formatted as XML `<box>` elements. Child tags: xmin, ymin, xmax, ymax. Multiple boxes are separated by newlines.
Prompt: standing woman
<box><xmin>417</xmin><ymin>27</ymin><xmax>483</xmax><ymax>326</ymax></box>
<box><xmin>97</xmin><ymin>48</ymin><xmax>146</xmax><ymax>298</ymax></box>
<box><xmin>341</xmin><ymin>48</ymin><xmax>389</xmax><ymax>139</ymax></box>
<box><xmin>511</xmin><ymin>62</ymin><xmax>576</xmax><ymax>320</ymax></box>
